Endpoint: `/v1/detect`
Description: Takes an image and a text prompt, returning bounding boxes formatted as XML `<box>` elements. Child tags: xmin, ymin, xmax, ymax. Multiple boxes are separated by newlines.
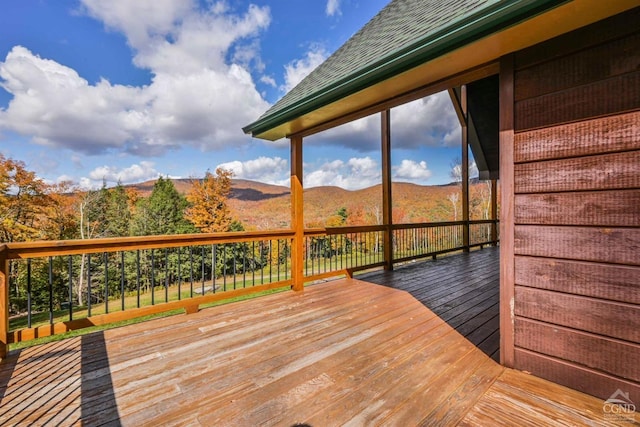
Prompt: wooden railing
<box><xmin>0</xmin><ymin>230</ymin><xmax>294</xmax><ymax>355</ymax></box>
<box><xmin>301</xmin><ymin>220</ymin><xmax>498</xmax><ymax>281</ymax></box>
<box><xmin>303</xmin><ymin>225</ymin><xmax>387</xmax><ymax>282</ymax></box>
<box><xmin>0</xmin><ymin>220</ymin><xmax>498</xmax><ymax>356</ymax></box>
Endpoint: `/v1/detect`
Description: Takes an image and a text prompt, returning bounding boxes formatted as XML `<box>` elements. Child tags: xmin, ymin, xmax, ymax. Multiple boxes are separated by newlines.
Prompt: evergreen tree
<box><xmin>106</xmin><ymin>181</ymin><xmax>131</xmax><ymax>237</ymax></box>
<box><xmin>132</xmin><ymin>176</ymin><xmax>195</xmax><ymax>236</ymax></box>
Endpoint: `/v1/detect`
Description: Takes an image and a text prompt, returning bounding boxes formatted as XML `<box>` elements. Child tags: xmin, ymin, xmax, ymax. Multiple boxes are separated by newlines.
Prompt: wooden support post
<box><xmin>290</xmin><ymin>136</ymin><xmax>304</xmax><ymax>291</ymax></box>
<box><xmin>461</xmin><ymin>85</ymin><xmax>470</xmax><ymax>252</ymax></box>
<box><xmin>0</xmin><ymin>246</ymin><xmax>8</xmax><ymax>359</ymax></box>
<box><xmin>381</xmin><ymin>109</ymin><xmax>393</xmax><ymax>271</ymax></box>
<box><xmin>499</xmin><ymin>54</ymin><xmax>515</xmax><ymax>367</ymax></box>
<box><xmin>491</xmin><ymin>179</ymin><xmax>498</xmax><ymax>245</ymax></box>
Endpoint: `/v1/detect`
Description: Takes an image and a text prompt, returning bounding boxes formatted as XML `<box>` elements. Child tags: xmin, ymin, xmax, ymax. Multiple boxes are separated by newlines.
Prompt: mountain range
<box><xmin>127</xmin><ymin>178</ymin><xmax>475</xmax><ymax>229</ymax></box>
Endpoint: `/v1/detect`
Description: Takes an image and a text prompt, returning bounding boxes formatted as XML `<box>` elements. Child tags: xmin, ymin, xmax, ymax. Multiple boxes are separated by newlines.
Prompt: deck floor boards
<box><xmin>360</xmin><ymin>246</ymin><xmax>501</xmax><ymax>360</ymax></box>
<box><xmin>0</xmin><ymin>254</ymin><xmax>631</xmax><ymax>426</ymax></box>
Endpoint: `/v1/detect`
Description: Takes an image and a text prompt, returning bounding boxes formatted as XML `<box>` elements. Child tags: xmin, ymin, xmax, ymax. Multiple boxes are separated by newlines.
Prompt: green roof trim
<box><xmin>243</xmin><ymin>0</ymin><xmax>569</xmax><ymax>139</ymax></box>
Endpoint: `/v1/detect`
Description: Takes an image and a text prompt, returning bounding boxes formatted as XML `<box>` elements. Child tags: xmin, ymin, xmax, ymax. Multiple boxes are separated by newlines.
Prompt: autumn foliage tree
<box><xmin>185</xmin><ymin>168</ymin><xmax>233</xmax><ymax>233</ymax></box>
<box><xmin>0</xmin><ymin>154</ymin><xmax>51</xmax><ymax>242</ymax></box>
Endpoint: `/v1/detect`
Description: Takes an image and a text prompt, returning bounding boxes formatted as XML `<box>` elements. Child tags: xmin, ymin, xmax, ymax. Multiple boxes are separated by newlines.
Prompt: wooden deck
<box><xmin>0</xmin><ymin>276</ymin><xmax>631</xmax><ymax>426</ymax></box>
<box><xmin>359</xmin><ymin>246</ymin><xmax>500</xmax><ymax>361</ymax></box>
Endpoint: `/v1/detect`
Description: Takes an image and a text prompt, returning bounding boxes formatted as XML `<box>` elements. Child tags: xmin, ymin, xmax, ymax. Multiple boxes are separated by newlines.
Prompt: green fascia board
<box><xmin>243</xmin><ymin>0</ymin><xmax>569</xmax><ymax>139</ymax></box>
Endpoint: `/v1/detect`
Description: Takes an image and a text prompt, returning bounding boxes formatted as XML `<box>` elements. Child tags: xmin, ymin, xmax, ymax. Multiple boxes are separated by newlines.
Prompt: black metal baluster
<box><xmin>277</xmin><ymin>240</ymin><xmax>280</xmax><ymax>282</ymax></box>
<box><xmin>212</xmin><ymin>244</ymin><xmax>217</xmax><ymax>293</ymax></box>
<box><xmin>177</xmin><ymin>247</ymin><xmax>181</xmax><ymax>301</ymax></box>
<box><xmin>311</xmin><ymin>238</ymin><xmax>315</xmax><ymax>276</ymax></box>
<box><xmin>121</xmin><ymin>251</ymin><xmax>125</xmax><ymax>312</ymax></box>
<box><xmin>104</xmin><ymin>252</ymin><xmax>109</xmax><ymax>314</ymax></box>
<box><xmin>242</xmin><ymin>243</ymin><xmax>246</xmax><ymax>288</ymax></box>
<box><xmin>268</xmin><ymin>241</ymin><xmax>272</xmax><ymax>284</ymax></box>
<box><xmin>151</xmin><ymin>250</ymin><xmax>155</xmax><ymax>306</ymax></box>
<box><xmin>27</xmin><ymin>259</ymin><xmax>32</xmax><ymax>328</ymax></box>
<box><xmin>233</xmin><ymin>247</ymin><xmax>237</xmax><ymax>290</ymax></box>
<box><xmin>323</xmin><ymin>237</ymin><xmax>327</xmax><ymax>273</ymax></box>
<box><xmin>136</xmin><ymin>250</ymin><xmax>141</xmax><ymax>308</ymax></box>
<box><xmin>201</xmin><ymin>246</ymin><xmax>205</xmax><ymax>295</ymax></box>
<box><xmin>88</xmin><ymin>254</ymin><xmax>92</xmax><ymax>317</ymax></box>
<box><xmin>285</xmin><ymin>240</ymin><xmax>289</xmax><ymax>280</ymax></box>
<box><xmin>189</xmin><ymin>246</ymin><xmax>194</xmax><ymax>298</ymax></box>
<box><xmin>339</xmin><ymin>234</ymin><xmax>345</xmax><ymax>270</ymax></box>
<box><xmin>222</xmin><ymin>244</ymin><xmax>227</xmax><ymax>291</ymax></box>
<box><xmin>48</xmin><ymin>257</ymin><xmax>53</xmax><ymax>325</ymax></box>
<box><xmin>164</xmin><ymin>249</ymin><xmax>169</xmax><ymax>303</ymax></box>
<box><xmin>252</xmin><ymin>241</ymin><xmax>256</xmax><ymax>286</ymax></box>
<box><xmin>260</xmin><ymin>241</ymin><xmax>264</xmax><ymax>285</ymax></box>
<box><xmin>68</xmin><ymin>256</ymin><xmax>73</xmax><ymax>321</ymax></box>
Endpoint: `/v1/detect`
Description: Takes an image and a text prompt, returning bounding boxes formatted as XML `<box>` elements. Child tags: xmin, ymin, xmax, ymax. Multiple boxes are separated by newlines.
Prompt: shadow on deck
<box><xmin>359</xmin><ymin>246</ymin><xmax>500</xmax><ymax>361</ymax></box>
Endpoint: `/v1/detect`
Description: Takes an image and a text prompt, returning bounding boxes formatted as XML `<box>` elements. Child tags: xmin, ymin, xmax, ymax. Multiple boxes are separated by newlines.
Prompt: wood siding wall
<box><xmin>510</xmin><ymin>8</ymin><xmax>640</xmax><ymax>401</ymax></box>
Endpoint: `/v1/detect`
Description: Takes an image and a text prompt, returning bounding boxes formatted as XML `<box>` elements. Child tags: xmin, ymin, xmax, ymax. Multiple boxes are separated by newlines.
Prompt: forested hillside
<box><xmin>0</xmin><ymin>154</ymin><xmax>496</xmax><ymax>243</ymax></box>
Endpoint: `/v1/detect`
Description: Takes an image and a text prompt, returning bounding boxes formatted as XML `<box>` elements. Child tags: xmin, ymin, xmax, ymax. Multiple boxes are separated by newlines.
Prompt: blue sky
<box><xmin>0</xmin><ymin>0</ymin><xmax>467</xmax><ymax>190</ymax></box>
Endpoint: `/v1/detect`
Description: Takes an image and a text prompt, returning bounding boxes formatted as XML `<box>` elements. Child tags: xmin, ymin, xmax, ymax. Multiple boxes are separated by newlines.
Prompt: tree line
<box><xmin>0</xmin><ymin>154</ymin><xmax>238</xmax><ymax>244</ymax></box>
<box><xmin>1</xmin><ymin>154</ymin><xmax>275</xmax><ymax>314</ymax></box>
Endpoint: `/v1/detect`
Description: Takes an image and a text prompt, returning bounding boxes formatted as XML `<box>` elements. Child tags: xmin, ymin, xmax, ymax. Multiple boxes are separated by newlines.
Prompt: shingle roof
<box><xmin>243</xmin><ymin>0</ymin><xmax>567</xmax><ymax>139</ymax></box>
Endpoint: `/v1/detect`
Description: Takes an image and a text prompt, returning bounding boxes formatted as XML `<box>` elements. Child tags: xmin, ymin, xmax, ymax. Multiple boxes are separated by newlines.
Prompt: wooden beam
<box><xmin>0</xmin><ymin>246</ymin><xmax>7</xmax><ymax>359</ymax></box>
<box><xmin>381</xmin><ymin>109</ymin><xmax>393</xmax><ymax>271</ymax></box>
<box><xmin>461</xmin><ymin>85</ymin><xmax>470</xmax><ymax>253</ymax></box>
<box><xmin>289</xmin><ymin>62</ymin><xmax>499</xmax><ymax>139</ymax></box>
<box><xmin>448</xmin><ymin>88</ymin><xmax>466</xmax><ymax>127</ymax></box>
<box><xmin>499</xmin><ymin>54</ymin><xmax>516</xmax><ymax>367</ymax></box>
<box><xmin>290</xmin><ymin>136</ymin><xmax>304</xmax><ymax>291</ymax></box>
<box><xmin>491</xmin><ymin>179</ymin><xmax>498</xmax><ymax>245</ymax></box>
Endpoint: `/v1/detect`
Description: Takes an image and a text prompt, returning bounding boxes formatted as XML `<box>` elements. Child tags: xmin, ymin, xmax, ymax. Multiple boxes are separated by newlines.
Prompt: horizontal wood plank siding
<box><xmin>515</xmin><ymin>318</ymin><xmax>640</xmax><ymax>382</ymax></box>
<box><xmin>514</xmin><ymin>32</ymin><xmax>640</xmax><ymax>102</ymax></box>
<box><xmin>514</xmin><ymin>286</ymin><xmax>640</xmax><ymax>343</ymax></box>
<box><xmin>515</xmin><ymin>256</ymin><xmax>640</xmax><ymax>304</ymax></box>
<box><xmin>514</xmin><ymin>349</ymin><xmax>640</xmax><ymax>401</ymax></box>
<box><xmin>515</xmin><ymin>71</ymin><xmax>640</xmax><ymax>131</ymax></box>
<box><xmin>514</xmin><ymin>225</ymin><xmax>640</xmax><ymax>266</ymax></box>
<box><xmin>513</xmin><ymin>7</ymin><xmax>640</xmax><ymax>71</ymax></box>
<box><xmin>514</xmin><ymin>190</ymin><xmax>640</xmax><ymax>226</ymax></box>
<box><xmin>510</xmin><ymin>8</ymin><xmax>640</xmax><ymax>400</ymax></box>
<box><xmin>514</xmin><ymin>150</ymin><xmax>640</xmax><ymax>193</ymax></box>
<box><xmin>514</xmin><ymin>111</ymin><xmax>640</xmax><ymax>163</ymax></box>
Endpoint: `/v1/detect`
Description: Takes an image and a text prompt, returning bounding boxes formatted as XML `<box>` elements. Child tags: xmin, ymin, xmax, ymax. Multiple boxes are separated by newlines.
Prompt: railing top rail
<box><xmin>1</xmin><ymin>219</ymin><xmax>500</xmax><ymax>260</ymax></box>
<box><xmin>4</xmin><ymin>229</ymin><xmax>295</xmax><ymax>260</ymax></box>
<box><xmin>304</xmin><ymin>225</ymin><xmax>386</xmax><ymax>237</ymax></box>
<box><xmin>469</xmin><ymin>219</ymin><xmax>499</xmax><ymax>225</ymax></box>
<box><xmin>392</xmin><ymin>221</ymin><xmax>465</xmax><ymax>230</ymax></box>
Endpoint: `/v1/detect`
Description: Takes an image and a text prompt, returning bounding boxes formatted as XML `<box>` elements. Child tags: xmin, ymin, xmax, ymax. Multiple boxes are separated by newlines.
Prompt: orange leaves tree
<box><xmin>185</xmin><ymin>168</ymin><xmax>233</xmax><ymax>233</ymax></box>
<box><xmin>0</xmin><ymin>154</ymin><xmax>51</xmax><ymax>242</ymax></box>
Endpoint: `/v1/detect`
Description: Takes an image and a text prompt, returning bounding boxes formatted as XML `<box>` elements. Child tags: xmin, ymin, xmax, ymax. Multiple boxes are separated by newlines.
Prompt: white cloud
<box><xmin>304</xmin><ymin>156</ymin><xmax>380</xmax><ymax>190</ymax></box>
<box><xmin>281</xmin><ymin>46</ymin><xmax>328</xmax><ymax>93</ymax></box>
<box><xmin>391</xmin><ymin>92</ymin><xmax>461</xmax><ymax>148</ymax></box>
<box><xmin>308</xmin><ymin>91</ymin><xmax>461</xmax><ymax>152</ymax></box>
<box><xmin>217</xmin><ymin>156</ymin><xmax>288</xmax><ymax>185</ymax></box>
<box><xmin>394</xmin><ymin>159</ymin><xmax>432</xmax><ymax>183</ymax></box>
<box><xmin>87</xmin><ymin>161</ymin><xmax>160</xmax><ymax>184</ymax></box>
<box><xmin>80</xmin><ymin>0</ymin><xmax>194</xmax><ymax>49</ymax></box>
<box><xmin>0</xmin><ymin>2</ymin><xmax>272</xmax><ymax>157</ymax></box>
<box><xmin>326</xmin><ymin>0</ymin><xmax>342</xmax><ymax>17</ymax></box>
<box><xmin>260</xmin><ymin>75</ymin><xmax>276</xmax><ymax>87</ymax></box>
